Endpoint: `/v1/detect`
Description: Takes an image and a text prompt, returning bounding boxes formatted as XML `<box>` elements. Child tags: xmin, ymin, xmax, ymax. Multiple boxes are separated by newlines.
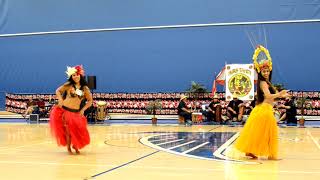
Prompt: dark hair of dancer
<box><xmin>256</xmin><ymin>70</ymin><xmax>277</xmax><ymax>105</ymax></box>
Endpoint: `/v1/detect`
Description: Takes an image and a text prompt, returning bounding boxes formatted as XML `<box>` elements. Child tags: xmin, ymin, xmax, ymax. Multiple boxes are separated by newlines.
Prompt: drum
<box><xmin>96</xmin><ymin>101</ymin><xmax>107</xmax><ymax>121</ymax></box>
<box><xmin>192</xmin><ymin>112</ymin><xmax>203</xmax><ymax>124</ymax></box>
<box><xmin>215</xmin><ymin>105</ymin><xmax>222</xmax><ymax>122</ymax></box>
<box><xmin>238</xmin><ymin>105</ymin><xmax>245</xmax><ymax>120</ymax></box>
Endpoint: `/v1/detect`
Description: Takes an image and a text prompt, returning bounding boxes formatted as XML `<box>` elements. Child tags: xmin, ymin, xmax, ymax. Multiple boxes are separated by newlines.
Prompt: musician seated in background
<box><xmin>36</xmin><ymin>98</ymin><xmax>47</xmax><ymax>117</ymax></box>
<box><xmin>278</xmin><ymin>96</ymin><xmax>297</xmax><ymax>125</ymax></box>
<box><xmin>206</xmin><ymin>94</ymin><xmax>221</xmax><ymax>122</ymax></box>
<box><xmin>227</xmin><ymin>96</ymin><xmax>245</xmax><ymax>122</ymax></box>
<box><xmin>247</xmin><ymin>95</ymin><xmax>257</xmax><ymax>115</ymax></box>
<box><xmin>177</xmin><ymin>95</ymin><xmax>192</xmax><ymax>124</ymax></box>
<box><xmin>22</xmin><ymin>98</ymin><xmax>36</xmax><ymax>118</ymax></box>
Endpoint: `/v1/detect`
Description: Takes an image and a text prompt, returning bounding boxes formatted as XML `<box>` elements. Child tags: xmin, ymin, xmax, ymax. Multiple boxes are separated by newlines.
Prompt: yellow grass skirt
<box><xmin>233</xmin><ymin>103</ymin><xmax>278</xmax><ymax>159</ymax></box>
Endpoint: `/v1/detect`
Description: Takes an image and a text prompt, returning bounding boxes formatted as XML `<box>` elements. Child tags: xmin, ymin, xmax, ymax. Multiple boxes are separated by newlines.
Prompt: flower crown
<box><xmin>66</xmin><ymin>65</ymin><xmax>85</xmax><ymax>78</ymax></box>
<box><xmin>252</xmin><ymin>45</ymin><xmax>272</xmax><ymax>73</ymax></box>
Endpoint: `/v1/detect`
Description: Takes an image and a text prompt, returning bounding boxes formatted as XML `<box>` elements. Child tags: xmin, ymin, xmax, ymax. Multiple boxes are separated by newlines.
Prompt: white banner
<box><xmin>225</xmin><ymin>64</ymin><xmax>255</xmax><ymax>101</ymax></box>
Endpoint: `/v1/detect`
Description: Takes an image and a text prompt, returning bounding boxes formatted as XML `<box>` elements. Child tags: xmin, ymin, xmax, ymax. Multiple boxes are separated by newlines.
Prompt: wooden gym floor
<box><xmin>0</xmin><ymin>123</ymin><xmax>319</xmax><ymax>180</ymax></box>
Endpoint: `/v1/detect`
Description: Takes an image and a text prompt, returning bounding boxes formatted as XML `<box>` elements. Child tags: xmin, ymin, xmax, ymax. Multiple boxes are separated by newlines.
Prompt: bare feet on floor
<box><xmin>246</xmin><ymin>153</ymin><xmax>258</xmax><ymax>159</ymax></box>
<box><xmin>67</xmin><ymin>146</ymin><xmax>73</xmax><ymax>155</ymax></box>
<box><xmin>72</xmin><ymin>146</ymin><xmax>80</xmax><ymax>154</ymax></box>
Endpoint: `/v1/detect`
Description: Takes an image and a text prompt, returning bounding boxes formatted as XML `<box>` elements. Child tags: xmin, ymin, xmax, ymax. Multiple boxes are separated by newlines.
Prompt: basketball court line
<box><xmin>167</xmin><ymin>140</ymin><xmax>196</xmax><ymax>150</ymax></box>
<box><xmin>155</xmin><ymin>139</ymin><xmax>185</xmax><ymax>146</ymax></box>
<box><xmin>0</xmin><ymin>127</ymin><xmax>319</xmax><ymax>179</ymax></box>
<box><xmin>213</xmin><ymin>132</ymin><xmax>239</xmax><ymax>159</ymax></box>
<box><xmin>1</xmin><ymin>159</ymin><xmax>319</xmax><ymax>175</ymax></box>
<box><xmin>140</xmin><ymin>134</ymin><xmax>241</xmax><ymax>163</ymax></box>
<box><xmin>307</xmin><ymin>129</ymin><xmax>320</xmax><ymax>150</ymax></box>
<box><xmin>212</xmin><ymin>133</ymin><xmax>261</xmax><ymax>164</ymax></box>
<box><xmin>88</xmin><ymin>150</ymin><xmax>160</xmax><ymax>179</ymax></box>
<box><xmin>149</xmin><ymin>137</ymin><xmax>178</xmax><ymax>142</ymax></box>
<box><xmin>181</xmin><ymin>142</ymin><xmax>210</xmax><ymax>154</ymax></box>
<box><xmin>140</xmin><ymin>130</ymin><xmax>261</xmax><ymax>164</ymax></box>
<box><xmin>208</xmin><ymin>126</ymin><xmax>222</xmax><ymax>132</ymax></box>
<box><xmin>1</xmin><ymin>124</ymin><xmax>320</xmax><ymax>179</ymax></box>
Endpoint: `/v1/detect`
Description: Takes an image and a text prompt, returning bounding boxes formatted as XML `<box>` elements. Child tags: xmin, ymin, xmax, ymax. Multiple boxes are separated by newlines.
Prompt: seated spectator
<box><xmin>206</xmin><ymin>94</ymin><xmax>222</xmax><ymax>123</ymax></box>
<box><xmin>36</xmin><ymin>98</ymin><xmax>47</xmax><ymax>117</ymax></box>
<box><xmin>36</xmin><ymin>98</ymin><xmax>45</xmax><ymax>109</ymax></box>
<box><xmin>247</xmin><ymin>95</ymin><xmax>257</xmax><ymax>115</ymax></box>
<box><xmin>22</xmin><ymin>98</ymin><xmax>37</xmax><ymax>118</ymax></box>
<box><xmin>177</xmin><ymin>95</ymin><xmax>192</xmax><ymax>125</ymax></box>
<box><xmin>227</xmin><ymin>96</ymin><xmax>245</xmax><ymax>122</ymax></box>
<box><xmin>278</xmin><ymin>96</ymin><xmax>297</xmax><ymax>125</ymax></box>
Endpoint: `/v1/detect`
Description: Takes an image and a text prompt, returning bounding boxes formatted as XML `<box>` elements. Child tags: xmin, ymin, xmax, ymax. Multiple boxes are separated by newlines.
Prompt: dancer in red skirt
<box><xmin>50</xmin><ymin>65</ymin><xmax>92</xmax><ymax>154</ymax></box>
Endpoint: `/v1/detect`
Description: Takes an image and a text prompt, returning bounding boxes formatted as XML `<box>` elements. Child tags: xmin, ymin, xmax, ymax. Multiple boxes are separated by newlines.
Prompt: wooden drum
<box><xmin>215</xmin><ymin>105</ymin><xmax>222</xmax><ymax>122</ymax></box>
<box><xmin>96</xmin><ymin>101</ymin><xmax>107</xmax><ymax>121</ymax></box>
<box><xmin>238</xmin><ymin>105</ymin><xmax>245</xmax><ymax>120</ymax></box>
<box><xmin>192</xmin><ymin>112</ymin><xmax>203</xmax><ymax>124</ymax></box>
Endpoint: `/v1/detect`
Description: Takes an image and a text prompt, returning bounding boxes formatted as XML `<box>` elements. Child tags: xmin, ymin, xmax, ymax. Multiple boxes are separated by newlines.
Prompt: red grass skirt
<box><xmin>49</xmin><ymin>106</ymin><xmax>90</xmax><ymax>149</ymax></box>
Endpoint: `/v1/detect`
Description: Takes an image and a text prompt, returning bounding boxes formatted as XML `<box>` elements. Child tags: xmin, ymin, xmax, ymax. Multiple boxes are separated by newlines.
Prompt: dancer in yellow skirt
<box><xmin>233</xmin><ymin>46</ymin><xmax>289</xmax><ymax>160</ymax></box>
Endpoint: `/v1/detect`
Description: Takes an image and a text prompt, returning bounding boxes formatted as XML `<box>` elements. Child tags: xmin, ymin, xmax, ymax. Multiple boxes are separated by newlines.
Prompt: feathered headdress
<box><xmin>66</xmin><ymin>65</ymin><xmax>85</xmax><ymax>78</ymax></box>
<box><xmin>252</xmin><ymin>45</ymin><xmax>272</xmax><ymax>73</ymax></box>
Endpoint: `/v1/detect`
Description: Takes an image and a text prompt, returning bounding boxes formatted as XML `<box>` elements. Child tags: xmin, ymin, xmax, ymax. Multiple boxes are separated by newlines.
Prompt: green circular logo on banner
<box><xmin>228</xmin><ymin>73</ymin><xmax>252</xmax><ymax>98</ymax></box>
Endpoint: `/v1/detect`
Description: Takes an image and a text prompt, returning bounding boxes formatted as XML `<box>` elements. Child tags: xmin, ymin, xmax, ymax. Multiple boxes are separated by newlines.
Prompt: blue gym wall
<box><xmin>0</xmin><ymin>0</ymin><xmax>320</xmax><ymax>94</ymax></box>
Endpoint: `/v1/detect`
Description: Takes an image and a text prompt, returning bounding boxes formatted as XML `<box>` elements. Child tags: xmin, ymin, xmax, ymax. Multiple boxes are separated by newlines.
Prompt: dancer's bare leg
<box><xmin>63</xmin><ymin>115</ymin><xmax>72</xmax><ymax>154</ymax></box>
<box><xmin>66</xmin><ymin>129</ymin><xmax>72</xmax><ymax>154</ymax></box>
